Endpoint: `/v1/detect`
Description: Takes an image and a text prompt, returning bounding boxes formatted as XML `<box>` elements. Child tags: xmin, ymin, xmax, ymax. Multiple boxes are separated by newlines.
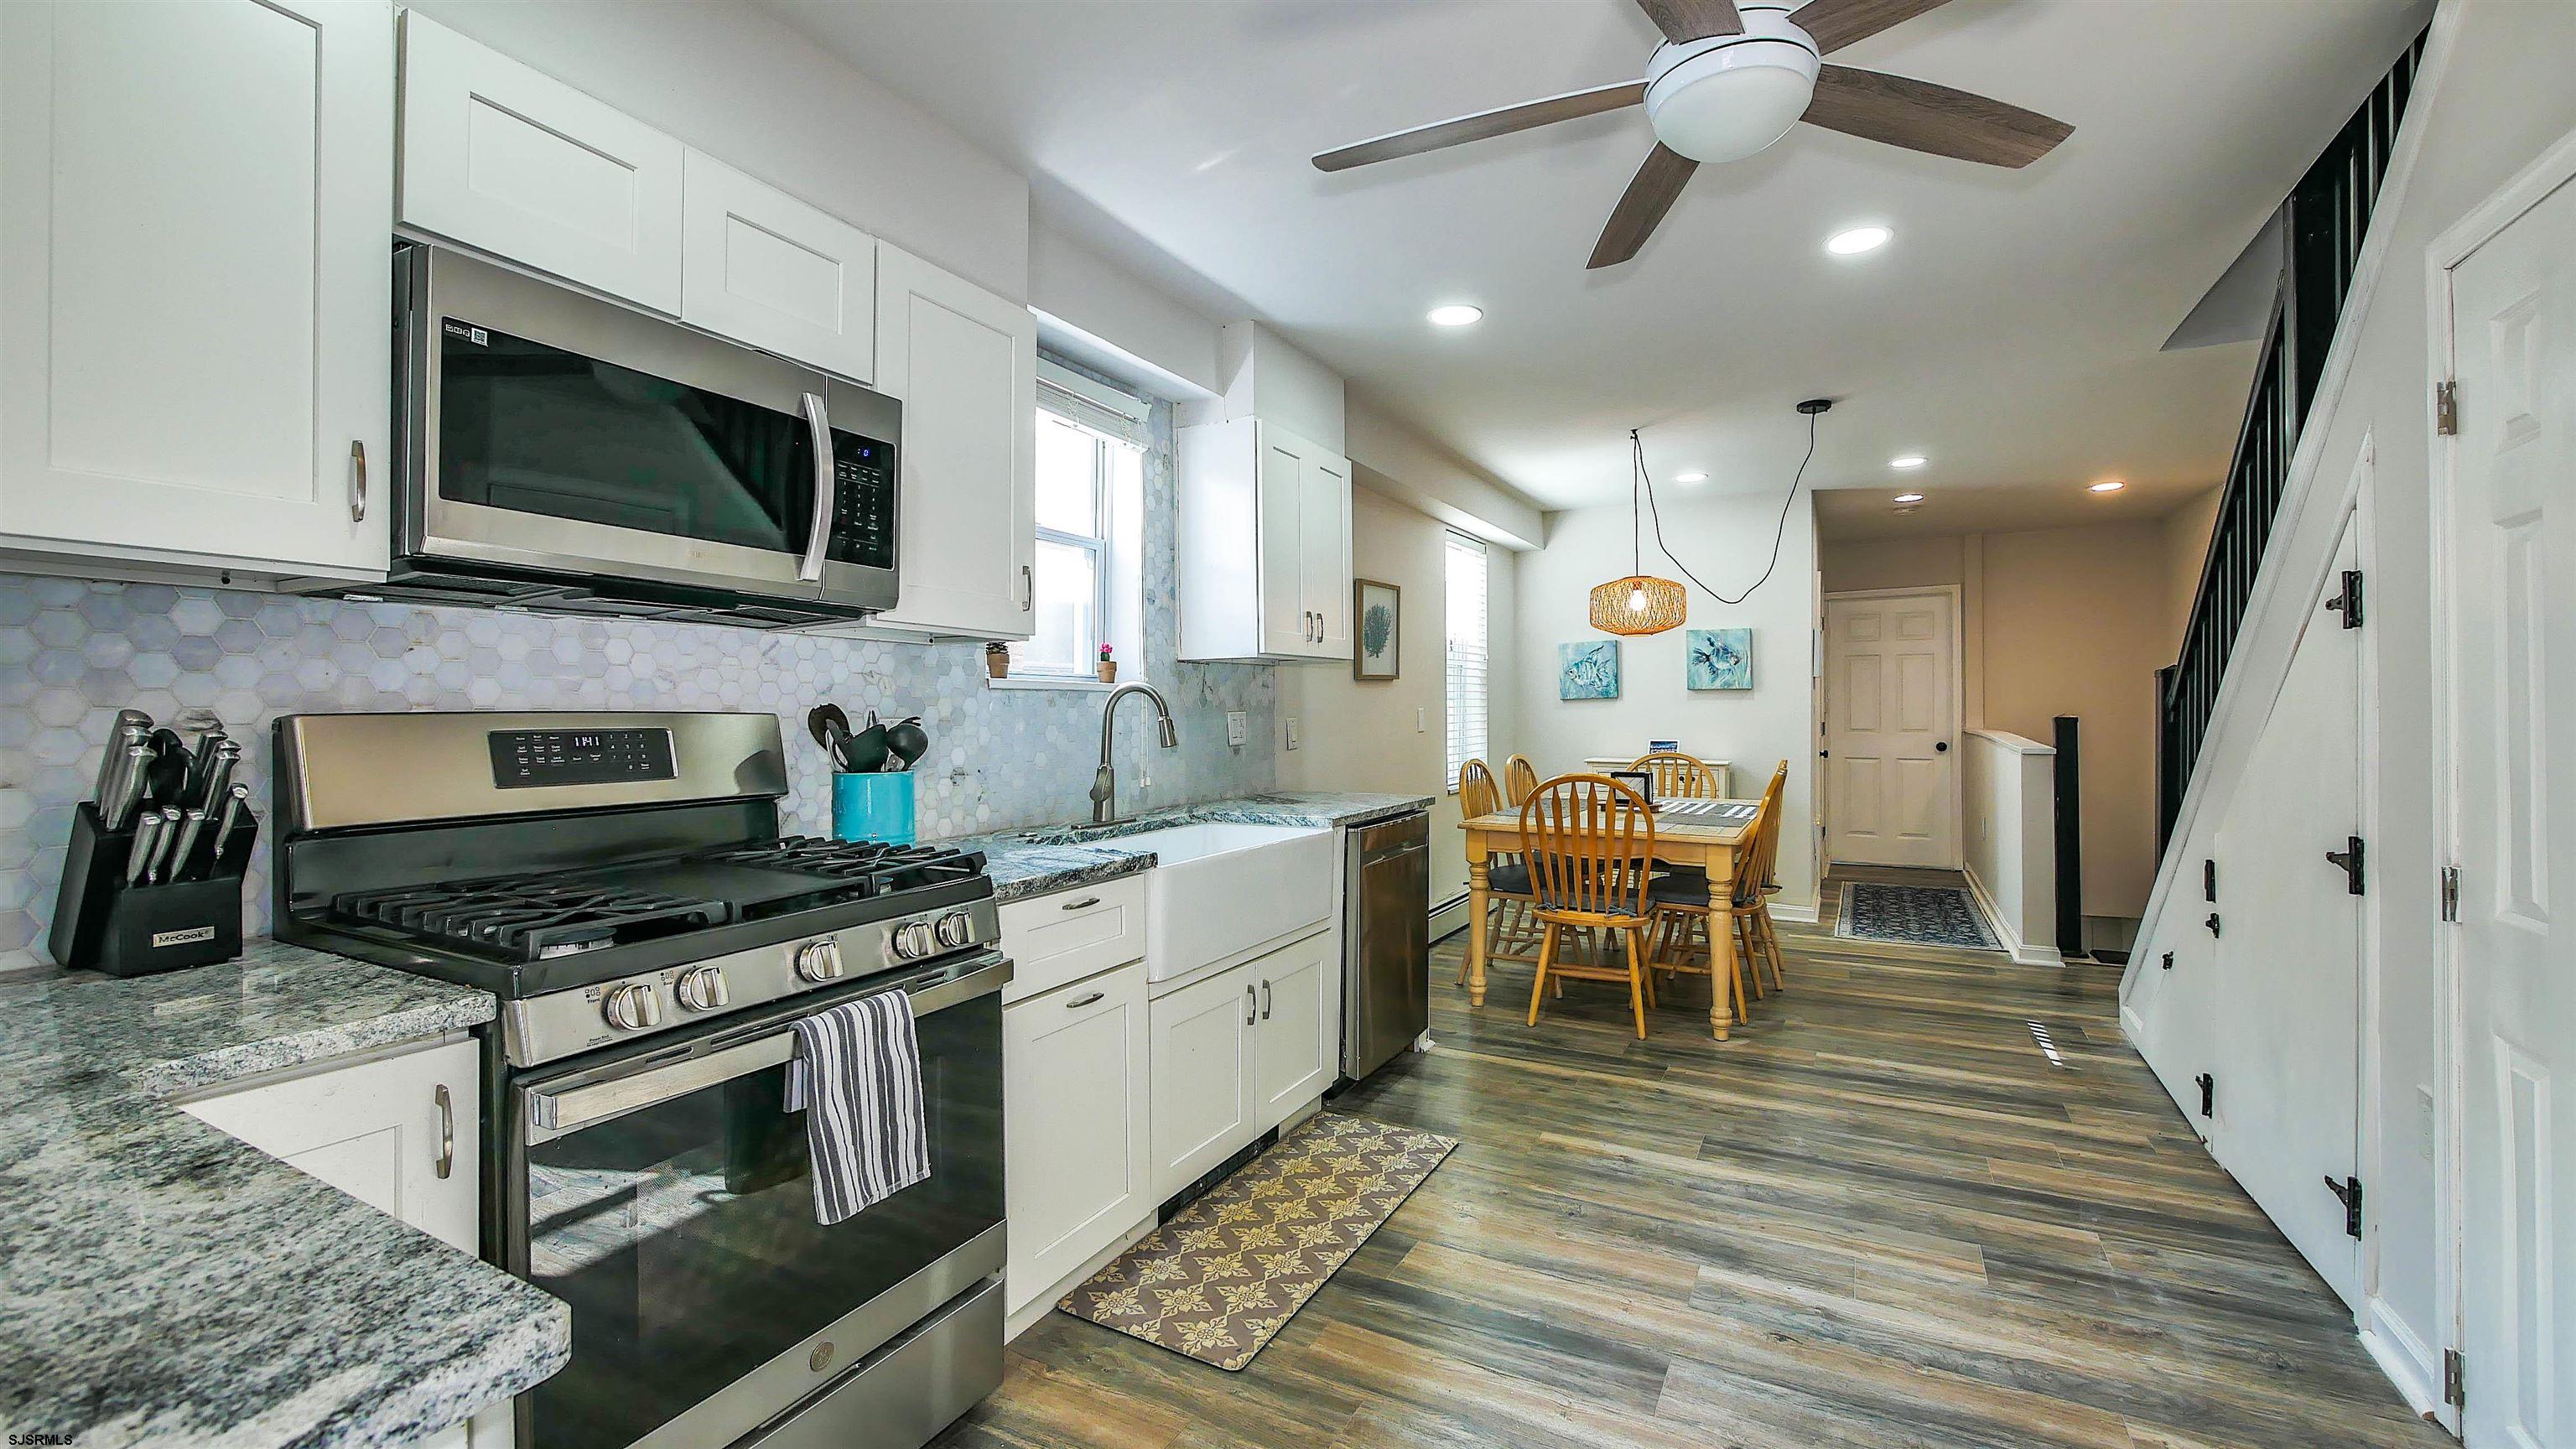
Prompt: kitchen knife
<box><xmin>151</xmin><ymin>808</ymin><xmax>190</xmax><ymax>884</ymax></box>
<box><xmin>169</xmin><ymin>808</ymin><xmax>209</xmax><ymax>882</ymax></box>
<box><xmin>104</xmin><ymin>742</ymin><xmax>154</xmax><ymax>831</ymax></box>
<box><xmin>144</xmin><ymin>730</ymin><xmax>190</xmax><ymax>809</ymax></box>
<box><xmin>91</xmin><ymin>711</ymin><xmax>151</xmax><ymax>802</ymax></box>
<box><xmin>196</xmin><ymin>741</ymin><xmax>240</xmax><ymax>818</ymax></box>
<box><xmin>210</xmin><ymin>783</ymin><xmax>249</xmax><ymax>861</ymax></box>
<box><xmin>184</xmin><ymin>729</ymin><xmax>229</xmax><ymax>806</ymax></box>
<box><xmin>125</xmin><ymin>810</ymin><xmax>167</xmax><ymax>886</ymax></box>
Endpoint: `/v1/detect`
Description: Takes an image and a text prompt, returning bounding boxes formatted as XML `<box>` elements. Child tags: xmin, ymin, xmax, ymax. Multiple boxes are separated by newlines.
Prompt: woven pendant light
<box><xmin>1589</xmin><ymin>430</ymin><xmax>1687</xmax><ymax>636</ymax></box>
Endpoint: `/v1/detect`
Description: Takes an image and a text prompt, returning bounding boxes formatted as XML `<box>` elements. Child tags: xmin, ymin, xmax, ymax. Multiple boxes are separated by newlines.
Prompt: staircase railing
<box><xmin>2155</xmin><ymin>29</ymin><xmax>2424</xmax><ymax>847</ymax></box>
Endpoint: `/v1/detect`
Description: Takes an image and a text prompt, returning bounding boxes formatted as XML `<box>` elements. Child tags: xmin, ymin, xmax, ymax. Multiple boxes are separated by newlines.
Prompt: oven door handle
<box><xmin>797</xmin><ymin>390</ymin><xmax>834</xmax><ymax>584</ymax></box>
<box><xmin>525</xmin><ymin>955</ymin><xmax>1009</xmax><ymax>1143</ymax></box>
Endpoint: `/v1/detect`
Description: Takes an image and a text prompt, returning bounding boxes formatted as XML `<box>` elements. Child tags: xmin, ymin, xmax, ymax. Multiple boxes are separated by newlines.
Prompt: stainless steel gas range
<box><xmin>271</xmin><ymin>711</ymin><xmax>1006</xmax><ymax>1449</ymax></box>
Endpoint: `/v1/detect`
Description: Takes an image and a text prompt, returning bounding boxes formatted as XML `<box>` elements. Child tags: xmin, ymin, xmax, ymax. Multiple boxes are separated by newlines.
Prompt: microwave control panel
<box><xmin>828</xmin><ymin>434</ymin><xmax>897</xmax><ymax>570</ymax></box>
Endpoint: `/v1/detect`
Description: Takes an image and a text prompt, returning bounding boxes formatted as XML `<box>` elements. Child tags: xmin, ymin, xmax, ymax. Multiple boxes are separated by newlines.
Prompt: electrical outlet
<box><xmin>1226</xmin><ymin>710</ymin><xmax>1248</xmax><ymax>747</ymax></box>
<box><xmin>1284</xmin><ymin>717</ymin><xmax>1301</xmax><ymax>751</ymax></box>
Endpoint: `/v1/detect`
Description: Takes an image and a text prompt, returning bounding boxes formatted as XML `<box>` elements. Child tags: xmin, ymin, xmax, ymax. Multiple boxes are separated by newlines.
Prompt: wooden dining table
<box><xmin>1460</xmin><ymin>800</ymin><xmax>1762</xmax><ymax>1040</ymax></box>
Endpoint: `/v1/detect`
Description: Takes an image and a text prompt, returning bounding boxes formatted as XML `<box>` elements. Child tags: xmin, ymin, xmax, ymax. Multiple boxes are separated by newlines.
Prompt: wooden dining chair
<box><xmin>1457</xmin><ymin>759</ymin><xmax>1542</xmax><ymax>983</ymax></box>
<box><xmin>1520</xmin><ymin>774</ymin><xmax>1660</xmax><ymax>1039</ymax></box>
<box><xmin>1647</xmin><ymin>761</ymin><xmax>1788</xmax><ymax>1019</ymax></box>
<box><xmin>1631</xmin><ymin>750</ymin><xmax>1722</xmax><ymax>799</ymax></box>
<box><xmin>1502</xmin><ymin>755</ymin><xmax>1540</xmax><ymax>807</ymax></box>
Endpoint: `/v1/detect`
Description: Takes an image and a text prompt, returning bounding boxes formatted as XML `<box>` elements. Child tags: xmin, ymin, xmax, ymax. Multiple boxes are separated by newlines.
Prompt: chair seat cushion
<box><xmin>1486</xmin><ymin>862</ymin><xmax>1534</xmax><ymax>896</ymax></box>
<box><xmin>1649</xmin><ymin>872</ymin><xmax>1713</xmax><ymax>906</ymax></box>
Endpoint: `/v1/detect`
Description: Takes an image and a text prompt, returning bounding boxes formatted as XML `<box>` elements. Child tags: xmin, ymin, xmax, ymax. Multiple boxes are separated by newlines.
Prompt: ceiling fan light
<box><xmin>1643</xmin><ymin>13</ymin><xmax>1820</xmax><ymax>165</ymax></box>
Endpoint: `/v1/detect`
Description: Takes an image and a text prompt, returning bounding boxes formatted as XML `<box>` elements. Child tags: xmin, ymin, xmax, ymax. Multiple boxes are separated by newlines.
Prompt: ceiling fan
<box><xmin>1311</xmin><ymin>0</ymin><xmax>2074</xmax><ymax>269</ymax></box>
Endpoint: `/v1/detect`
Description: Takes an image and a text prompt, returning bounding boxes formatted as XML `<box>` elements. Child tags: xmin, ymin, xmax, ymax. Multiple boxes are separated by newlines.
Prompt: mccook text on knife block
<box><xmin>49</xmin><ymin>803</ymin><xmax>251</xmax><ymax>975</ymax></box>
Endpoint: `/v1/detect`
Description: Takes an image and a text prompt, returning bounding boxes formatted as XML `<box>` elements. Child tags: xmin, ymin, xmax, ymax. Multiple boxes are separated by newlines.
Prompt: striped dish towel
<box><xmin>783</xmin><ymin>989</ymin><xmax>930</xmax><ymax>1224</ymax></box>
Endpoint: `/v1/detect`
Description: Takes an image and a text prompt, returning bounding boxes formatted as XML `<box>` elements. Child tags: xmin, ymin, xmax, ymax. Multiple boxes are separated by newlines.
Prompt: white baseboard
<box><xmin>1006</xmin><ymin>1212</ymin><xmax>1158</xmax><ymax>1342</ymax></box>
<box><xmin>1963</xmin><ymin>865</ymin><xmax>2063</xmax><ymax>966</ymax></box>
<box><xmin>1430</xmin><ymin>895</ymin><xmax>1468</xmax><ymax>942</ymax></box>
<box><xmin>2360</xmin><ymin>1298</ymin><xmax>2446</xmax><ymax>1424</ymax></box>
<box><xmin>1771</xmin><ymin>899</ymin><xmax>1820</xmax><ymax>925</ymax></box>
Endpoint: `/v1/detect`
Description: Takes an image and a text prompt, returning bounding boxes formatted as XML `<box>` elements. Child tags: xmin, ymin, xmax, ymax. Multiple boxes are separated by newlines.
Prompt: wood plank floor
<box><xmin>937</xmin><ymin>866</ymin><xmax>2449</xmax><ymax>1448</ymax></box>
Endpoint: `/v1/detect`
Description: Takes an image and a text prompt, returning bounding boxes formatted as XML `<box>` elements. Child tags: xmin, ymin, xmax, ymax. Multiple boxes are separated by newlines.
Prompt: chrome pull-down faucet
<box><xmin>1086</xmin><ymin>682</ymin><xmax>1178</xmax><ymax>827</ymax></box>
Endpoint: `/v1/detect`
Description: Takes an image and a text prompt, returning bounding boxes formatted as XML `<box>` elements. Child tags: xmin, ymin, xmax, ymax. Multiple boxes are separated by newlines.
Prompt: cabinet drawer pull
<box><xmin>1022</xmin><ymin>564</ymin><xmax>1034</xmax><ymax>612</ymax></box>
<box><xmin>1244</xmin><ymin>984</ymin><xmax>1257</xmax><ymax>1026</ymax></box>
<box><xmin>1260</xmin><ymin>979</ymin><xmax>1272</xmax><ymax>1021</ymax></box>
<box><xmin>1065</xmin><ymin>990</ymin><xmax>1105</xmax><ymax>1009</ymax></box>
<box><xmin>434</xmin><ymin>1083</ymin><xmax>454</xmax><ymax>1181</ymax></box>
<box><xmin>1061</xmin><ymin>896</ymin><xmax>1101</xmax><ymax>911</ymax></box>
<box><xmin>349</xmin><ymin>439</ymin><xmax>367</xmax><ymax>522</ymax></box>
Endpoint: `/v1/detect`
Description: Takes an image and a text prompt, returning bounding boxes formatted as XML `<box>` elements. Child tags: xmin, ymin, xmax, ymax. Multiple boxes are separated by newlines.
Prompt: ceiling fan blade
<box><xmin>1787</xmin><ymin>0</ymin><xmax>1951</xmax><ymax>55</ymax></box>
<box><xmin>1636</xmin><ymin>0</ymin><xmax>1744</xmax><ymax>44</ymax></box>
<box><xmin>1313</xmin><ymin>81</ymin><xmax>1648</xmax><ymax>173</ymax></box>
<box><xmin>1802</xmin><ymin>65</ymin><xmax>2072</xmax><ymax>168</ymax></box>
<box><xmin>1588</xmin><ymin>143</ymin><xmax>1700</xmax><ymax>269</ymax></box>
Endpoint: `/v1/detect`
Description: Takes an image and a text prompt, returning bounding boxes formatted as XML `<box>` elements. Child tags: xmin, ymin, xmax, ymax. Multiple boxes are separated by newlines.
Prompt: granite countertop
<box><xmin>948</xmin><ymin>791</ymin><xmax>1437</xmax><ymax>903</ymax></box>
<box><xmin>0</xmin><ymin>942</ymin><xmax>569</xmax><ymax>1448</ymax></box>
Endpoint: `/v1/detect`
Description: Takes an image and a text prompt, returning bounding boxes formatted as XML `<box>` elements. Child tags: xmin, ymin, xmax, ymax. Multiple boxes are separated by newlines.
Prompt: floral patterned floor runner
<box><xmin>1055</xmin><ymin>1113</ymin><xmax>1457</xmax><ymax>1371</ymax></box>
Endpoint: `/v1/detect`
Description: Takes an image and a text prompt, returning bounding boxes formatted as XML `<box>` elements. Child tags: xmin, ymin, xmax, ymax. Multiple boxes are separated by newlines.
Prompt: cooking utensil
<box><xmin>839</xmin><ymin>718</ymin><xmax>891</xmax><ymax>774</ymax></box>
<box><xmin>806</xmin><ymin>704</ymin><xmax>852</xmax><ymax>753</ymax></box>
<box><xmin>885</xmin><ymin>716</ymin><xmax>928</xmax><ymax>771</ymax></box>
<box><xmin>126</xmin><ymin>811</ymin><xmax>167</xmax><ymax>886</ymax></box>
<box><xmin>93</xmin><ymin>710</ymin><xmax>151</xmax><ymax>801</ymax></box>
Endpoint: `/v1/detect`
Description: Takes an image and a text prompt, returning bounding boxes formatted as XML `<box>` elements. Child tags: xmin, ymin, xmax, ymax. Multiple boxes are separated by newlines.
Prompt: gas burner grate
<box><xmin>688</xmin><ymin>837</ymin><xmax>985</xmax><ymax>896</ymax></box>
<box><xmin>331</xmin><ymin>878</ymin><xmax>734</xmax><ymax>962</ymax></box>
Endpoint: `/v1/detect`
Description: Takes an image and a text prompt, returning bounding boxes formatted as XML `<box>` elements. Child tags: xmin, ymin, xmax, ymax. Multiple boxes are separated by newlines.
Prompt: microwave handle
<box><xmin>797</xmin><ymin>391</ymin><xmax>834</xmax><ymax>584</ymax></box>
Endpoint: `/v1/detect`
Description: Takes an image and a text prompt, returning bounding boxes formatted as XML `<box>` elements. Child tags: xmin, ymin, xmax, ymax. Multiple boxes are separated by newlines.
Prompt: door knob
<box><xmin>1935</xmin><ymin>740</ymin><xmax>1950</xmax><ymax>753</ymax></box>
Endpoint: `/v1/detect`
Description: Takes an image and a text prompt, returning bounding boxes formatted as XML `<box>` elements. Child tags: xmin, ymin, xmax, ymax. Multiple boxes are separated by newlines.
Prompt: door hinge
<box><xmin>2324</xmin><ymin>1174</ymin><xmax>2364</xmax><ymax>1238</ymax></box>
<box><xmin>2324</xmin><ymin>569</ymin><xmax>2364</xmax><ymax>628</ymax></box>
<box><xmin>2435</xmin><ymin>379</ymin><xmax>2459</xmax><ymax>436</ymax></box>
<box><xmin>2444</xmin><ymin>1348</ymin><xmax>2465</xmax><ymax>1408</ymax></box>
<box><xmin>2441</xmin><ymin>865</ymin><xmax>2460</xmax><ymax>922</ymax></box>
<box><xmin>2325</xmin><ymin>835</ymin><xmax>2366</xmax><ymax>895</ymax></box>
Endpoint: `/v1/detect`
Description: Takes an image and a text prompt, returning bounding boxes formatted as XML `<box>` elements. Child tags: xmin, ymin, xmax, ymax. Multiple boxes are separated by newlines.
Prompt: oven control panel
<box><xmin>489</xmin><ymin>728</ymin><xmax>677</xmax><ymax>789</ymax></box>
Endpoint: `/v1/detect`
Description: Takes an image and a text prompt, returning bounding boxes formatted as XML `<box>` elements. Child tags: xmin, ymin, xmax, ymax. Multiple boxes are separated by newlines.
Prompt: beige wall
<box><xmin>1820</xmin><ymin>506</ymin><xmax>2215</xmax><ymax>920</ymax></box>
<box><xmin>1276</xmin><ymin>486</ymin><xmax>1515</xmax><ymax>911</ymax></box>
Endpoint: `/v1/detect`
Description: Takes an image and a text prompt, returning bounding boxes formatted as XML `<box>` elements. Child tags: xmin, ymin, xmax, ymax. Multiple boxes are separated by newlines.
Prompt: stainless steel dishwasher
<box><xmin>1342</xmin><ymin>810</ymin><xmax>1431</xmax><ymax>1082</ymax></box>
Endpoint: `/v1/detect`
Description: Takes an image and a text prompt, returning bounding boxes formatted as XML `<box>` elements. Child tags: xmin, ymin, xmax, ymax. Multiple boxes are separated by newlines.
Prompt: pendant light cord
<box><xmin>1631</xmin><ymin>407</ymin><xmax>1817</xmax><ymax>607</ymax></box>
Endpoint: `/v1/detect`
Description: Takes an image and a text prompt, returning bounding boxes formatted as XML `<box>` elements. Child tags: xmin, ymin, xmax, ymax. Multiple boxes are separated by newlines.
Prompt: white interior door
<box><xmin>1825</xmin><ymin>591</ymin><xmax>1959</xmax><ymax>869</ymax></box>
<box><xmin>2446</xmin><ymin>170</ymin><xmax>2576</xmax><ymax>1449</ymax></box>
<box><xmin>2210</xmin><ymin>519</ymin><xmax>2364</xmax><ymax>1309</ymax></box>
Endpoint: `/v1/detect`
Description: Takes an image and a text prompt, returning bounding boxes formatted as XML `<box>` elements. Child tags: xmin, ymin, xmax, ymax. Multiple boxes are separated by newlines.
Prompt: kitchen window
<box><xmin>1444</xmin><ymin>532</ymin><xmax>1489</xmax><ymax>787</ymax></box>
<box><xmin>1008</xmin><ymin>364</ymin><xmax>1149</xmax><ymax>684</ymax></box>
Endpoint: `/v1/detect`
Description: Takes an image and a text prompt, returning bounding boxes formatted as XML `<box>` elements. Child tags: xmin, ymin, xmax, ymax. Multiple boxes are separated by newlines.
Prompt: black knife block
<box><xmin>48</xmin><ymin>802</ymin><xmax>251</xmax><ymax>977</ymax></box>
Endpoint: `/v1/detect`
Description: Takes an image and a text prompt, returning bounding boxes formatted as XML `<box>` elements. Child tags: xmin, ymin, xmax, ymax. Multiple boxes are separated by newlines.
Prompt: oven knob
<box><xmin>674</xmin><ymin>965</ymin><xmax>730</xmax><ymax>1012</ymax></box>
<box><xmin>935</xmin><ymin>911</ymin><xmax>974</xmax><ymax>948</ymax></box>
<box><xmin>796</xmin><ymin>938</ymin><xmax>844</xmax><ymax>983</ymax></box>
<box><xmin>903</xmin><ymin>921</ymin><xmax>939</xmax><ymax>958</ymax></box>
<box><xmin>601</xmin><ymin>983</ymin><xmax>662</xmax><ymax>1031</ymax></box>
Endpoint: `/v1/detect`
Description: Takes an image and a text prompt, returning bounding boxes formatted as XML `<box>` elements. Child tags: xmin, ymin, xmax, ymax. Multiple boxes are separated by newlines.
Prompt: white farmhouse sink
<box><xmin>1119</xmin><ymin>823</ymin><xmax>1335</xmax><ymax>983</ymax></box>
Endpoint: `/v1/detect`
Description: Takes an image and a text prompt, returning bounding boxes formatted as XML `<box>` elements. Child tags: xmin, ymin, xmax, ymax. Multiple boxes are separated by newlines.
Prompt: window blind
<box><xmin>1444</xmin><ymin>532</ymin><xmax>1489</xmax><ymax>788</ymax></box>
<box><xmin>1036</xmin><ymin>359</ymin><xmax>1151</xmax><ymax>449</ymax></box>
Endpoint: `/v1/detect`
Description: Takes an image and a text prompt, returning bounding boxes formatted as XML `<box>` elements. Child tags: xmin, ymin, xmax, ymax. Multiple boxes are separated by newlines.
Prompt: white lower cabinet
<box><xmin>1001</xmin><ymin>960</ymin><xmax>1150</xmax><ymax>1319</ymax></box>
<box><xmin>182</xmin><ymin>1038</ymin><xmax>503</xmax><ymax>1447</ymax></box>
<box><xmin>1149</xmin><ymin>929</ymin><xmax>1337</xmax><ymax>1201</ymax></box>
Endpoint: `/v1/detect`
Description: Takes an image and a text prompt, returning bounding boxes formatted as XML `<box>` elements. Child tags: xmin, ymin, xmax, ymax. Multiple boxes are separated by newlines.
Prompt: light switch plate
<box><xmin>1226</xmin><ymin>710</ymin><xmax>1248</xmax><ymax>746</ymax></box>
<box><xmin>1415</xmin><ymin>707</ymin><xmax>1426</xmax><ymax>733</ymax></box>
<box><xmin>1284</xmin><ymin>717</ymin><xmax>1301</xmax><ymax>751</ymax></box>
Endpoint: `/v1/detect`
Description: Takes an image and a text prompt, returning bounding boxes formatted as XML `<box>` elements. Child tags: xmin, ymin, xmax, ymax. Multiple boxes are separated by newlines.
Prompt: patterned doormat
<box><xmin>1057</xmin><ymin>1113</ymin><xmax>1456</xmax><ymax>1371</ymax></box>
<box><xmin>1835</xmin><ymin>882</ymin><xmax>2003</xmax><ymax>951</ymax></box>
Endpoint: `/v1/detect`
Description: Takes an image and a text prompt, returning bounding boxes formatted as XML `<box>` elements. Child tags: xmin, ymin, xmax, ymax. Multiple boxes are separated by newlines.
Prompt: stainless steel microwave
<box><xmin>357</xmin><ymin>243</ymin><xmax>901</xmax><ymax>625</ymax></box>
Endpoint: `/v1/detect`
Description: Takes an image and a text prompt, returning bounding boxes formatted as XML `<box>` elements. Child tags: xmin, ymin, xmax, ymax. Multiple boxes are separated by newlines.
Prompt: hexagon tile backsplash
<box><xmin>0</xmin><ymin>571</ymin><xmax>1276</xmax><ymax>973</ymax></box>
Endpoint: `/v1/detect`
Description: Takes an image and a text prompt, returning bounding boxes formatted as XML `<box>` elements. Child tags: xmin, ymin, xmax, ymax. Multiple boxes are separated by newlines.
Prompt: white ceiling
<box><xmin>761</xmin><ymin>0</ymin><xmax>2428</xmax><ymax>513</ymax></box>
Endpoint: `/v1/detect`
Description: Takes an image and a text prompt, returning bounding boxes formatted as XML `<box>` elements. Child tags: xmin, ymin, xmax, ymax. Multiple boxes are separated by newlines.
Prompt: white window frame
<box><xmin>1006</xmin><ymin>361</ymin><xmax>1152</xmax><ymax>687</ymax></box>
<box><xmin>1444</xmin><ymin>532</ymin><xmax>1489</xmax><ymax>791</ymax></box>
<box><xmin>1021</xmin><ymin>415</ymin><xmax>1114</xmax><ymax>679</ymax></box>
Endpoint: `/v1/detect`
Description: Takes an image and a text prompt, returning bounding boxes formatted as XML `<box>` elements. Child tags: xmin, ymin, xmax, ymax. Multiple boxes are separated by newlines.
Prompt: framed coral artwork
<box><xmin>1353</xmin><ymin>578</ymin><xmax>1400</xmax><ymax>680</ymax></box>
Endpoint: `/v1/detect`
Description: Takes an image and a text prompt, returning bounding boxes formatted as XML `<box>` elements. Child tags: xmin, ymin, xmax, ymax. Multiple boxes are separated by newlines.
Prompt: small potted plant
<box><xmin>984</xmin><ymin>641</ymin><xmax>1010</xmax><ymax>679</ymax></box>
<box><xmin>1096</xmin><ymin>643</ymin><xmax>1118</xmax><ymax>683</ymax></box>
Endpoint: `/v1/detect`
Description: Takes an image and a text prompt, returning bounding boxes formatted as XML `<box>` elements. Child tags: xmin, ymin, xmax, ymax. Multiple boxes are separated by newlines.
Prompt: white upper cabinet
<box><xmin>0</xmin><ymin>0</ymin><xmax>392</xmax><ymax>579</ymax></box>
<box><xmin>1177</xmin><ymin>418</ymin><xmax>1352</xmax><ymax>662</ymax></box>
<box><xmin>680</xmin><ymin>152</ymin><xmax>875</xmax><ymax>383</ymax></box>
<box><xmin>397</xmin><ymin>10</ymin><xmax>684</xmax><ymax>314</ymax></box>
<box><xmin>868</xmin><ymin>244</ymin><xmax>1037</xmax><ymax>641</ymax></box>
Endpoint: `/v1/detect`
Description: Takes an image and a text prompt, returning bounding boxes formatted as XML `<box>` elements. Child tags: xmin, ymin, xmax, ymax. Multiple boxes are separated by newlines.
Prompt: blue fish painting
<box><xmin>1686</xmin><ymin>629</ymin><xmax>1753</xmax><ymax>691</ymax></box>
<box><xmin>1558</xmin><ymin>641</ymin><xmax>1621</xmax><ymax>700</ymax></box>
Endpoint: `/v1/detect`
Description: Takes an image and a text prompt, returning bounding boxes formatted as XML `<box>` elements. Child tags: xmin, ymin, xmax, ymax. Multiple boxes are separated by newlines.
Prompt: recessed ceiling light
<box><xmin>1675</xmin><ymin>470</ymin><xmax>1708</xmax><ymax>483</ymax></box>
<box><xmin>1826</xmin><ymin>225</ymin><xmax>1893</xmax><ymax>257</ymax></box>
<box><xmin>1893</xmin><ymin>492</ymin><xmax>1924</xmax><ymax>504</ymax></box>
<box><xmin>2089</xmin><ymin>479</ymin><xmax>2126</xmax><ymax>493</ymax></box>
<box><xmin>1889</xmin><ymin>454</ymin><xmax>1927</xmax><ymax>470</ymax></box>
<box><xmin>1426</xmin><ymin>304</ymin><xmax>1483</xmax><ymax>327</ymax></box>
